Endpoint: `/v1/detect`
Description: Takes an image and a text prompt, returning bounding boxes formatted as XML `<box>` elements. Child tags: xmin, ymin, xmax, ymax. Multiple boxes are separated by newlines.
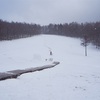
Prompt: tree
<box><xmin>81</xmin><ymin>35</ymin><xmax>89</xmax><ymax>56</ymax></box>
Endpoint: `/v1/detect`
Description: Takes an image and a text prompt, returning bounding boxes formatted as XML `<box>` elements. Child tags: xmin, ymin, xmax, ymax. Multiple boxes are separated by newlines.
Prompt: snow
<box><xmin>0</xmin><ymin>35</ymin><xmax>100</xmax><ymax>100</ymax></box>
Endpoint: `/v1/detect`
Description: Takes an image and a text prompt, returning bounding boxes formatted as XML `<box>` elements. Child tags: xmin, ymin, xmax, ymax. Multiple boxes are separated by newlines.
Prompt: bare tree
<box><xmin>81</xmin><ymin>35</ymin><xmax>89</xmax><ymax>56</ymax></box>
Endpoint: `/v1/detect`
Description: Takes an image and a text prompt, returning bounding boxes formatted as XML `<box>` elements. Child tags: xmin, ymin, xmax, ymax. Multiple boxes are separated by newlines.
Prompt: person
<box><xmin>49</xmin><ymin>50</ymin><xmax>53</xmax><ymax>61</ymax></box>
<box><xmin>50</xmin><ymin>50</ymin><xmax>53</xmax><ymax>56</ymax></box>
<box><xmin>45</xmin><ymin>49</ymin><xmax>53</xmax><ymax>61</ymax></box>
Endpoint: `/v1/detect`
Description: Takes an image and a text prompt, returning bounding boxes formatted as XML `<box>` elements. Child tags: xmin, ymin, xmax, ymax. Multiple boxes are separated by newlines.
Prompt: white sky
<box><xmin>0</xmin><ymin>0</ymin><xmax>100</xmax><ymax>25</ymax></box>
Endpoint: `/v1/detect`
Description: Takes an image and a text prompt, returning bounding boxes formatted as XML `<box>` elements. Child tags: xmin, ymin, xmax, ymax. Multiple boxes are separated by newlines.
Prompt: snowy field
<box><xmin>0</xmin><ymin>35</ymin><xmax>100</xmax><ymax>100</ymax></box>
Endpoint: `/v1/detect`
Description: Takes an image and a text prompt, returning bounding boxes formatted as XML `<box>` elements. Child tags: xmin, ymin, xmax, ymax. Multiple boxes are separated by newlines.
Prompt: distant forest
<box><xmin>0</xmin><ymin>19</ymin><xmax>100</xmax><ymax>48</ymax></box>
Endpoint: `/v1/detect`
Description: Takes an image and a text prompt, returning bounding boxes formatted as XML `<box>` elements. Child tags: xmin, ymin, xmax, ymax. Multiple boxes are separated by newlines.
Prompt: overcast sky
<box><xmin>0</xmin><ymin>0</ymin><xmax>100</xmax><ymax>25</ymax></box>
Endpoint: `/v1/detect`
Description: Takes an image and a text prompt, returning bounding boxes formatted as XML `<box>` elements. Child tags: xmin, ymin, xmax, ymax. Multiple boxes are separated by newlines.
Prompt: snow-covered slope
<box><xmin>0</xmin><ymin>35</ymin><xmax>100</xmax><ymax>100</ymax></box>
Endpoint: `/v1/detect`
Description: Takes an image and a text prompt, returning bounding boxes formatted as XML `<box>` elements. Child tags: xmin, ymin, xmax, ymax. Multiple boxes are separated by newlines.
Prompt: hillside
<box><xmin>0</xmin><ymin>35</ymin><xmax>100</xmax><ymax>100</ymax></box>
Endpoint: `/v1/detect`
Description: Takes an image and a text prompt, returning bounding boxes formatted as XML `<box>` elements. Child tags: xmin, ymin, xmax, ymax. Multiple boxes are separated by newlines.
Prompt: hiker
<box><xmin>50</xmin><ymin>50</ymin><xmax>53</xmax><ymax>56</ymax></box>
<box><xmin>45</xmin><ymin>49</ymin><xmax>53</xmax><ymax>61</ymax></box>
<box><xmin>49</xmin><ymin>50</ymin><xmax>53</xmax><ymax>61</ymax></box>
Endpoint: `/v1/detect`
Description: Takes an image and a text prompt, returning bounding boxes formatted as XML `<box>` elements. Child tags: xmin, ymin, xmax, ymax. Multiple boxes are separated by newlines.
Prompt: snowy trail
<box><xmin>0</xmin><ymin>62</ymin><xmax>60</xmax><ymax>81</ymax></box>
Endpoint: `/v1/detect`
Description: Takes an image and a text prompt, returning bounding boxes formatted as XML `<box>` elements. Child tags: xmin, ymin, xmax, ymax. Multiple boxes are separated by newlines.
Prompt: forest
<box><xmin>0</xmin><ymin>19</ymin><xmax>100</xmax><ymax>48</ymax></box>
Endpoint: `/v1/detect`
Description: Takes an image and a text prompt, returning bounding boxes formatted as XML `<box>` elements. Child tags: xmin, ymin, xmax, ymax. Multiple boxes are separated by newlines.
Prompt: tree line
<box><xmin>0</xmin><ymin>19</ymin><xmax>100</xmax><ymax>48</ymax></box>
<box><xmin>0</xmin><ymin>19</ymin><xmax>41</xmax><ymax>40</ymax></box>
